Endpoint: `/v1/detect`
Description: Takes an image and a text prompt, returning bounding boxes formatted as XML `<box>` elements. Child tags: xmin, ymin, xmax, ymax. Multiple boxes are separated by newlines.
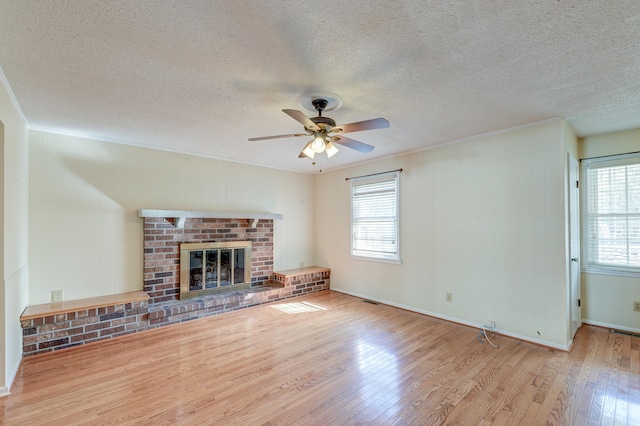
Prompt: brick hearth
<box><xmin>148</xmin><ymin>267</ymin><xmax>331</xmax><ymax>327</ymax></box>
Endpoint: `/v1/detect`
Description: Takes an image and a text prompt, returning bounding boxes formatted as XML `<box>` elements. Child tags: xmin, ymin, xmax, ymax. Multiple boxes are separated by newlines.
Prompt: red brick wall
<box><xmin>143</xmin><ymin>217</ymin><xmax>274</xmax><ymax>304</ymax></box>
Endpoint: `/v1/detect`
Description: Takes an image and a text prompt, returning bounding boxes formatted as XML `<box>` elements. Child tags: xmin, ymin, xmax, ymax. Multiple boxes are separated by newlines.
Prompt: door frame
<box><xmin>568</xmin><ymin>153</ymin><xmax>581</xmax><ymax>339</ymax></box>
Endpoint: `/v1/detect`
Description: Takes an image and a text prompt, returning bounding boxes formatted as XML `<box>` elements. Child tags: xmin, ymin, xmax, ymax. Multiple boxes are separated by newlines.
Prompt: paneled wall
<box><xmin>28</xmin><ymin>131</ymin><xmax>316</xmax><ymax>305</ymax></box>
<box><xmin>315</xmin><ymin>120</ymin><xmax>574</xmax><ymax>348</ymax></box>
<box><xmin>0</xmin><ymin>77</ymin><xmax>29</xmax><ymax>393</ymax></box>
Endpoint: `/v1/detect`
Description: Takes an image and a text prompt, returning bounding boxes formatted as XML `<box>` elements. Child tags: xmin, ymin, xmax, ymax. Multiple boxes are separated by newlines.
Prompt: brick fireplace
<box><xmin>143</xmin><ymin>217</ymin><xmax>274</xmax><ymax>304</ymax></box>
<box><xmin>138</xmin><ymin>210</ymin><xmax>330</xmax><ymax>328</ymax></box>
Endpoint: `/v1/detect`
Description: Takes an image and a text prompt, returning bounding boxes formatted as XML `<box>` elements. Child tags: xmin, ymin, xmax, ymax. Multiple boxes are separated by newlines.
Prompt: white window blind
<box><xmin>351</xmin><ymin>171</ymin><xmax>400</xmax><ymax>262</ymax></box>
<box><xmin>583</xmin><ymin>153</ymin><xmax>640</xmax><ymax>275</ymax></box>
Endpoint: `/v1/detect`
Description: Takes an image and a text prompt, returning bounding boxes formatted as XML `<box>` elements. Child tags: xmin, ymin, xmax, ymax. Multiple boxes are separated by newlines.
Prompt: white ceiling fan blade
<box><xmin>248</xmin><ymin>133</ymin><xmax>308</xmax><ymax>141</ymax></box>
<box><xmin>331</xmin><ymin>118</ymin><xmax>389</xmax><ymax>134</ymax></box>
<box><xmin>331</xmin><ymin>135</ymin><xmax>375</xmax><ymax>153</ymax></box>
<box><xmin>283</xmin><ymin>109</ymin><xmax>320</xmax><ymax>132</ymax></box>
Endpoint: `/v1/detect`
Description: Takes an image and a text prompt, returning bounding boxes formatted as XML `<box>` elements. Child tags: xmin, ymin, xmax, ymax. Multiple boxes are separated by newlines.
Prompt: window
<box><xmin>583</xmin><ymin>153</ymin><xmax>640</xmax><ymax>276</ymax></box>
<box><xmin>351</xmin><ymin>171</ymin><xmax>400</xmax><ymax>263</ymax></box>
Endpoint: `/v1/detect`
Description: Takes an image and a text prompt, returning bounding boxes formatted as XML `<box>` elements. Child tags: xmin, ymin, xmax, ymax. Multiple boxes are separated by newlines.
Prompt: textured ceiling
<box><xmin>1</xmin><ymin>1</ymin><xmax>639</xmax><ymax>173</ymax></box>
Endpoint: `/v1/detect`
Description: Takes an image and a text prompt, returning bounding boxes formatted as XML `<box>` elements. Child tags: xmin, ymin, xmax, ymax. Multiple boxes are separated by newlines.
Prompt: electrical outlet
<box><xmin>51</xmin><ymin>290</ymin><xmax>63</xmax><ymax>303</ymax></box>
<box><xmin>446</xmin><ymin>293</ymin><xmax>452</xmax><ymax>302</ymax></box>
<box><xmin>488</xmin><ymin>321</ymin><xmax>496</xmax><ymax>330</ymax></box>
<box><xmin>634</xmin><ymin>301</ymin><xmax>640</xmax><ymax>312</ymax></box>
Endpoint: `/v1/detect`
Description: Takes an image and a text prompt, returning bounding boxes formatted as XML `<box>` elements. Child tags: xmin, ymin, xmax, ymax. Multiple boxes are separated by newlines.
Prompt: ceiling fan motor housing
<box><xmin>310</xmin><ymin>116</ymin><xmax>335</xmax><ymax>131</ymax></box>
<box><xmin>309</xmin><ymin>99</ymin><xmax>335</xmax><ymax>131</ymax></box>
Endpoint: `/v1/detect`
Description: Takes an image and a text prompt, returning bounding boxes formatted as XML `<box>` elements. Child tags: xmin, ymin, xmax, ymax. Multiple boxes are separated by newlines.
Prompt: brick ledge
<box><xmin>21</xmin><ymin>291</ymin><xmax>149</xmax><ymax>321</ymax></box>
<box><xmin>272</xmin><ymin>266</ymin><xmax>330</xmax><ymax>277</ymax></box>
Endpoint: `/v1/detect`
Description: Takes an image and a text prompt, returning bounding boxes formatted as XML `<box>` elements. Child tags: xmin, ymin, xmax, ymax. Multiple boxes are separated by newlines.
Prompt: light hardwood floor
<box><xmin>1</xmin><ymin>290</ymin><xmax>638</xmax><ymax>425</ymax></box>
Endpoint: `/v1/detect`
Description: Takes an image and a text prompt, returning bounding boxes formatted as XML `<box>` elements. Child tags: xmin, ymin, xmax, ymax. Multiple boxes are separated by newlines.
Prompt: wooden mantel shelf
<box><xmin>138</xmin><ymin>209</ymin><xmax>283</xmax><ymax>229</ymax></box>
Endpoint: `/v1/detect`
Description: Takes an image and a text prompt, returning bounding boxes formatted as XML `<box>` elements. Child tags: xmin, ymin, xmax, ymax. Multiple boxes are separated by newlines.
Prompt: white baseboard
<box><xmin>582</xmin><ymin>319</ymin><xmax>640</xmax><ymax>335</ymax></box>
<box><xmin>6</xmin><ymin>355</ymin><xmax>21</xmax><ymax>393</ymax></box>
<box><xmin>1</xmin><ymin>346</ymin><xmax>23</xmax><ymax>397</ymax></box>
<box><xmin>331</xmin><ymin>287</ymin><xmax>570</xmax><ymax>351</ymax></box>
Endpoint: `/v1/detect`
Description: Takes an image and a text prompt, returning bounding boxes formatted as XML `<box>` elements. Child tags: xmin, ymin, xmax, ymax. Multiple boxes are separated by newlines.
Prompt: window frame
<box><xmin>581</xmin><ymin>152</ymin><xmax>640</xmax><ymax>278</ymax></box>
<box><xmin>350</xmin><ymin>171</ymin><xmax>401</xmax><ymax>264</ymax></box>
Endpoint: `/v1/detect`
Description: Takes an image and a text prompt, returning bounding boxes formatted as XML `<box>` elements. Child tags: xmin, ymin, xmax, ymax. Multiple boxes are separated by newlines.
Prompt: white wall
<box><xmin>0</xmin><ymin>75</ymin><xmax>29</xmax><ymax>394</ymax></box>
<box><xmin>316</xmin><ymin>120</ymin><xmax>573</xmax><ymax>348</ymax></box>
<box><xmin>28</xmin><ymin>131</ymin><xmax>316</xmax><ymax>304</ymax></box>
<box><xmin>579</xmin><ymin>129</ymin><xmax>640</xmax><ymax>333</ymax></box>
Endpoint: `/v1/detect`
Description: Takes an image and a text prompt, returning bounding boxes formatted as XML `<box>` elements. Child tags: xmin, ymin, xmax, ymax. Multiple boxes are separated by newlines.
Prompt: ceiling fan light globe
<box><xmin>325</xmin><ymin>141</ymin><xmax>339</xmax><ymax>158</ymax></box>
<box><xmin>302</xmin><ymin>144</ymin><xmax>316</xmax><ymax>158</ymax></box>
<box><xmin>311</xmin><ymin>134</ymin><xmax>326</xmax><ymax>153</ymax></box>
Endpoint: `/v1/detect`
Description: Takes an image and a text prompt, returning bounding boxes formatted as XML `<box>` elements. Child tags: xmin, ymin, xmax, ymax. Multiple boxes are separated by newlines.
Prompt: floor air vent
<box><xmin>611</xmin><ymin>329</ymin><xmax>640</xmax><ymax>338</ymax></box>
<box><xmin>362</xmin><ymin>299</ymin><xmax>379</xmax><ymax>305</ymax></box>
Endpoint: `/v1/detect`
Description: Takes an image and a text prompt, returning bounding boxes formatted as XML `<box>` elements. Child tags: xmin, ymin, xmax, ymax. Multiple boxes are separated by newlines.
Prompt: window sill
<box><xmin>351</xmin><ymin>255</ymin><xmax>402</xmax><ymax>265</ymax></box>
<box><xmin>581</xmin><ymin>266</ymin><xmax>640</xmax><ymax>278</ymax></box>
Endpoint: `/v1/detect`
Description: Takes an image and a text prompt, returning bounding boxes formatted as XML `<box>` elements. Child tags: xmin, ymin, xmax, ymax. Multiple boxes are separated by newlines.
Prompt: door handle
<box><xmin>571</xmin><ymin>258</ymin><xmax>579</xmax><ymax>262</ymax></box>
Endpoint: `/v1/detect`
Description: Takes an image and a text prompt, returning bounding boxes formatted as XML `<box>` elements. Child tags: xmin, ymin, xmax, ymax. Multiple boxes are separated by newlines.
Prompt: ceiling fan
<box><xmin>248</xmin><ymin>98</ymin><xmax>389</xmax><ymax>159</ymax></box>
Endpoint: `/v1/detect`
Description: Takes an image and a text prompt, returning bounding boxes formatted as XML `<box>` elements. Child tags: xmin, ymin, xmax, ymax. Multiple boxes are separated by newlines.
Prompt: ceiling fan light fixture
<box><xmin>311</xmin><ymin>133</ymin><xmax>326</xmax><ymax>153</ymax></box>
<box><xmin>325</xmin><ymin>141</ymin><xmax>339</xmax><ymax>158</ymax></box>
<box><xmin>302</xmin><ymin>141</ymin><xmax>316</xmax><ymax>158</ymax></box>
<box><xmin>250</xmin><ymin>94</ymin><xmax>386</xmax><ymax>161</ymax></box>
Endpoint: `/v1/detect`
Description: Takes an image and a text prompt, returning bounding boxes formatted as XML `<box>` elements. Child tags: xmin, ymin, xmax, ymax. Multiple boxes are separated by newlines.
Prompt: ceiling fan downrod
<box><xmin>311</xmin><ymin>98</ymin><xmax>328</xmax><ymax>117</ymax></box>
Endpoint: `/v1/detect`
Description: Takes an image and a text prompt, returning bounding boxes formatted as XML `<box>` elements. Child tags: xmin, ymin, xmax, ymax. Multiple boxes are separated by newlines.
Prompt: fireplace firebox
<box><xmin>179</xmin><ymin>241</ymin><xmax>252</xmax><ymax>299</ymax></box>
